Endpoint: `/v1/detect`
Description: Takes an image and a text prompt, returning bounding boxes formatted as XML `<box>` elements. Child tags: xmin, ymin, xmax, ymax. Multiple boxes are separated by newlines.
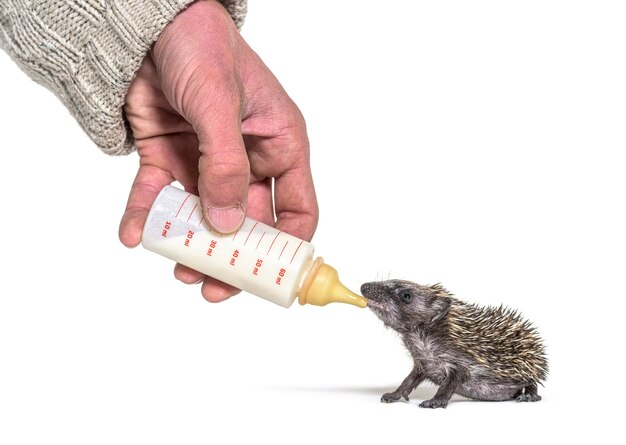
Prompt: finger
<box><xmin>119</xmin><ymin>165</ymin><xmax>173</xmax><ymax>248</ymax></box>
<box><xmin>242</xmin><ymin>108</ymin><xmax>318</xmax><ymax>240</ymax></box>
<box><xmin>274</xmin><ymin>165</ymin><xmax>319</xmax><ymax>242</ymax></box>
<box><xmin>201</xmin><ymin>277</ymin><xmax>242</xmax><ymax>303</ymax></box>
<box><xmin>195</xmin><ymin>95</ymin><xmax>249</xmax><ymax>235</ymax></box>
<box><xmin>176</xmin><ymin>264</ymin><xmax>242</xmax><ymax>302</ymax></box>
<box><xmin>174</xmin><ymin>263</ymin><xmax>204</xmax><ymax>284</ymax></box>
<box><xmin>246</xmin><ymin>178</ymin><xmax>275</xmax><ymax>226</ymax></box>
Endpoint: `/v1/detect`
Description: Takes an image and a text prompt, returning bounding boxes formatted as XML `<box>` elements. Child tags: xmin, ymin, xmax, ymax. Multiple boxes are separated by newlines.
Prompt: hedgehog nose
<box><xmin>360</xmin><ymin>283</ymin><xmax>373</xmax><ymax>296</ymax></box>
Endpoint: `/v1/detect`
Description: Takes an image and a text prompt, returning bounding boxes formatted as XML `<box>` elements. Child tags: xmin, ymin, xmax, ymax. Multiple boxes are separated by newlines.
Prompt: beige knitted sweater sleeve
<box><xmin>0</xmin><ymin>0</ymin><xmax>247</xmax><ymax>155</ymax></box>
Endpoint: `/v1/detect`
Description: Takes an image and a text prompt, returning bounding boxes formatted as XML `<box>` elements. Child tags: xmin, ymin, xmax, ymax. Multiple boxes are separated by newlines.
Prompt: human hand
<box><xmin>119</xmin><ymin>0</ymin><xmax>318</xmax><ymax>302</ymax></box>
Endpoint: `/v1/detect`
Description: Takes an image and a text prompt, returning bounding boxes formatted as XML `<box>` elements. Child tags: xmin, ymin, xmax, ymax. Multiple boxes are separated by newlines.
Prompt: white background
<box><xmin>1</xmin><ymin>1</ymin><xmax>624</xmax><ymax>443</ymax></box>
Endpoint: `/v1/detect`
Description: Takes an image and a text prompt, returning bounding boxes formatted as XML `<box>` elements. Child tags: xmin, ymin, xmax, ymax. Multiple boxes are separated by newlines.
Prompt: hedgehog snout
<box><xmin>361</xmin><ymin>282</ymin><xmax>388</xmax><ymax>301</ymax></box>
<box><xmin>360</xmin><ymin>282</ymin><xmax>382</xmax><ymax>299</ymax></box>
<box><xmin>360</xmin><ymin>282</ymin><xmax>373</xmax><ymax>296</ymax></box>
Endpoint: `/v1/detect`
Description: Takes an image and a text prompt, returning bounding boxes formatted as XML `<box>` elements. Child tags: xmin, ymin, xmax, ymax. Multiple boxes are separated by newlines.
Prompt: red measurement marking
<box><xmin>199</xmin><ymin>216</ymin><xmax>205</xmax><ymax>227</ymax></box>
<box><xmin>175</xmin><ymin>194</ymin><xmax>192</xmax><ymax>218</ymax></box>
<box><xmin>255</xmin><ymin>232</ymin><xmax>266</xmax><ymax>251</ymax></box>
<box><xmin>186</xmin><ymin>204</ymin><xmax>198</xmax><ymax>223</ymax></box>
<box><xmin>232</xmin><ymin>228</ymin><xmax>240</xmax><ymax>241</ymax></box>
<box><xmin>290</xmin><ymin>240</ymin><xmax>304</xmax><ymax>265</ymax></box>
<box><xmin>244</xmin><ymin>222</ymin><xmax>259</xmax><ymax>246</ymax></box>
<box><xmin>278</xmin><ymin>241</ymin><xmax>289</xmax><ymax>260</ymax></box>
<box><xmin>266</xmin><ymin>231</ymin><xmax>282</xmax><ymax>255</ymax></box>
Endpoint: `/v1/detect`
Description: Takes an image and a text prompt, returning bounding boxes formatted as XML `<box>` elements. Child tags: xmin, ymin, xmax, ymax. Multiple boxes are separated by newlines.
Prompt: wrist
<box><xmin>152</xmin><ymin>0</ymin><xmax>232</xmax><ymax>63</ymax></box>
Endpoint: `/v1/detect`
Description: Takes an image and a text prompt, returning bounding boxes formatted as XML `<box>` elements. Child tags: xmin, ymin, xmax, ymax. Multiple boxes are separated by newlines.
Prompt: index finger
<box><xmin>119</xmin><ymin>166</ymin><xmax>173</xmax><ymax>248</ymax></box>
<box><xmin>274</xmin><ymin>164</ymin><xmax>319</xmax><ymax>242</ymax></box>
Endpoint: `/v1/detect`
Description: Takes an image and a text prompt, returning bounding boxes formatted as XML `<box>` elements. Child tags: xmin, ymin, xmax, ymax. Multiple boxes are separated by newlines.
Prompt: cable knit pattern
<box><xmin>0</xmin><ymin>0</ymin><xmax>248</xmax><ymax>155</ymax></box>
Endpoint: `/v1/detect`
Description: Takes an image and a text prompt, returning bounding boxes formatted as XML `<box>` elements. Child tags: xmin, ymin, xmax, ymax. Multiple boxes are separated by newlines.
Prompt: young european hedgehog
<box><xmin>361</xmin><ymin>280</ymin><xmax>548</xmax><ymax>409</ymax></box>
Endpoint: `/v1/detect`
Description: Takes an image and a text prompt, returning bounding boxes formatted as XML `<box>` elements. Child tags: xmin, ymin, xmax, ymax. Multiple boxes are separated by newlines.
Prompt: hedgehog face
<box><xmin>361</xmin><ymin>280</ymin><xmax>452</xmax><ymax>332</ymax></box>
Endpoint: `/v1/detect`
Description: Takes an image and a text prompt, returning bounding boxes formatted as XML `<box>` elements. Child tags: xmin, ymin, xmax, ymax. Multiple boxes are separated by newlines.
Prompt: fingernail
<box><xmin>207</xmin><ymin>206</ymin><xmax>244</xmax><ymax>234</ymax></box>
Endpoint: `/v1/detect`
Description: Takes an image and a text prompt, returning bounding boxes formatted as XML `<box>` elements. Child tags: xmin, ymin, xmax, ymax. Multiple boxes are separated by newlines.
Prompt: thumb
<box><xmin>196</xmin><ymin>104</ymin><xmax>249</xmax><ymax>234</ymax></box>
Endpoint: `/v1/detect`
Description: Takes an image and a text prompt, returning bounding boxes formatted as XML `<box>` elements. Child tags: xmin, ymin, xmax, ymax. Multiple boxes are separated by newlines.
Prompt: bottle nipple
<box><xmin>298</xmin><ymin>257</ymin><xmax>367</xmax><ymax>308</ymax></box>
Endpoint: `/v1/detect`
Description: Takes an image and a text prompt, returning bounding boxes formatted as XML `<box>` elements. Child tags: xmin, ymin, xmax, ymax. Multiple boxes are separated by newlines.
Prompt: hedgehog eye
<box><xmin>400</xmin><ymin>292</ymin><xmax>413</xmax><ymax>303</ymax></box>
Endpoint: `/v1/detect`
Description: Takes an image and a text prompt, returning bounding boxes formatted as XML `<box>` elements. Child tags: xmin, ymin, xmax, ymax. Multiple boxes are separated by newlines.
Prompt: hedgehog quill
<box><xmin>361</xmin><ymin>280</ymin><xmax>548</xmax><ymax>409</ymax></box>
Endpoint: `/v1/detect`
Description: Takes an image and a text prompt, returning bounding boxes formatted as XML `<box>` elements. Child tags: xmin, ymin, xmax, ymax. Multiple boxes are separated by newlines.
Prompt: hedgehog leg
<box><xmin>381</xmin><ymin>366</ymin><xmax>425</xmax><ymax>403</ymax></box>
<box><xmin>419</xmin><ymin>368</ymin><xmax>467</xmax><ymax>409</ymax></box>
<box><xmin>516</xmin><ymin>383</ymin><xmax>542</xmax><ymax>402</ymax></box>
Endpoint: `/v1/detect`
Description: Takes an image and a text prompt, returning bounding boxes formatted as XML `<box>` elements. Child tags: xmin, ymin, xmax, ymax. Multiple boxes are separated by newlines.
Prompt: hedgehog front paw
<box><xmin>381</xmin><ymin>392</ymin><xmax>405</xmax><ymax>403</ymax></box>
<box><xmin>419</xmin><ymin>398</ymin><xmax>448</xmax><ymax>409</ymax></box>
<box><xmin>516</xmin><ymin>393</ymin><xmax>542</xmax><ymax>403</ymax></box>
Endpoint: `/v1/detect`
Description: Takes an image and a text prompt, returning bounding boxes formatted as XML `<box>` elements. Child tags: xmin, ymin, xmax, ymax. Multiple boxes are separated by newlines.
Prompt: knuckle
<box><xmin>204</xmin><ymin>152</ymin><xmax>249</xmax><ymax>177</ymax></box>
<box><xmin>279</xmin><ymin>101</ymin><xmax>307</xmax><ymax>135</ymax></box>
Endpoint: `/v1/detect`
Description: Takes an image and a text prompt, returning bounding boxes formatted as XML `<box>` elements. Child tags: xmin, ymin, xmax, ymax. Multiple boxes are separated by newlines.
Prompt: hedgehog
<box><xmin>361</xmin><ymin>280</ymin><xmax>548</xmax><ymax>408</ymax></box>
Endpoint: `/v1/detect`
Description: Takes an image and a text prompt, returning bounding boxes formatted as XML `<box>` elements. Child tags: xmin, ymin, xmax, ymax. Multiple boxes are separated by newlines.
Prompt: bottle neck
<box><xmin>297</xmin><ymin>257</ymin><xmax>367</xmax><ymax>308</ymax></box>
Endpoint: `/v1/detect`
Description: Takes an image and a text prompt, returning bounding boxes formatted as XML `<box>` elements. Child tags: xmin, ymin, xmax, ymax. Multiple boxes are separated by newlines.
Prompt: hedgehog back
<box><xmin>446</xmin><ymin>300</ymin><xmax>548</xmax><ymax>383</ymax></box>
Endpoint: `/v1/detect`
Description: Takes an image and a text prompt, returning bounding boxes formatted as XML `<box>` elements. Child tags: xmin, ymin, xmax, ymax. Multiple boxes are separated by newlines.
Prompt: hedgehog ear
<box><xmin>430</xmin><ymin>297</ymin><xmax>452</xmax><ymax>324</ymax></box>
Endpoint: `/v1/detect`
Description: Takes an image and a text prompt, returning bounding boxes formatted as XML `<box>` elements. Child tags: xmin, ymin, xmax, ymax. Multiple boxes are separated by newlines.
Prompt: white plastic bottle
<box><xmin>142</xmin><ymin>186</ymin><xmax>366</xmax><ymax>309</ymax></box>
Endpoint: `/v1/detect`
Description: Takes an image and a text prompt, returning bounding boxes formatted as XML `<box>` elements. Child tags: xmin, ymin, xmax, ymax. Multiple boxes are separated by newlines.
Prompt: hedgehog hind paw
<box><xmin>516</xmin><ymin>393</ymin><xmax>542</xmax><ymax>402</ymax></box>
<box><xmin>516</xmin><ymin>382</ymin><xmax>542</xmax><ymax>402</ymax></box>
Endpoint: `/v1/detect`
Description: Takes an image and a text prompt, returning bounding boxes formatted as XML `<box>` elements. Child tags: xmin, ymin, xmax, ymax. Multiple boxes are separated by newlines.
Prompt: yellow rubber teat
<box><xmin>298</xmin><ymin>257</ymin><xmax>367</xmax><ymax>308</ymax></box>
